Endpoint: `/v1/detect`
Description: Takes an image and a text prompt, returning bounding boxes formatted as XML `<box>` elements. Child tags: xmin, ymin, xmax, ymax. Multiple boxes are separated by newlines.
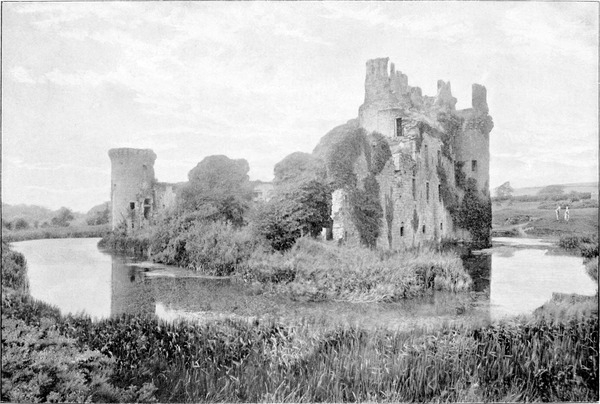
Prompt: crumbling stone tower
<box><xmin>108</xmin><ymin>148</ymin><xmax>157</xmax><ymax>231</ymax></box>
<box><xmin>330</xmin><ymin>57</ymin><xmax>493</xmax><ymax>248</ymax></box>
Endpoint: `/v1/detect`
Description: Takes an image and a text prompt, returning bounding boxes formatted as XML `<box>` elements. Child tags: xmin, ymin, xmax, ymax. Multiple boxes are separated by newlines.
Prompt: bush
<box><xmin>1</xmin><ymin>245</ymin><xmax>29</xmax><ymax>293</ymax></box>
<box><xmin>253</xmin><ymin>180</ymin><xmax>331</xmax><ymax>251</ymax></box>
<box><xmin>559</xmin><ymin>235</ymin><xmax>598</xmax><ymax>258</ymax></box>
<box><xmin>178</xmin><ymin>221</ymin><xmax>257</xmax><ymax>276</ymax></box>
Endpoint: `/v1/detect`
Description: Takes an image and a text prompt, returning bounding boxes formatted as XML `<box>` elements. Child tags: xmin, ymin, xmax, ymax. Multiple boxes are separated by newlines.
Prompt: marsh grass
<box><xmin>239</xmin><ymin>238</ymin><xmax>471</xmax><ymax>302</ymax></box>
<box><xmin>50</xmin><ymin>314</ymin><xmax>600</xmax><ymax>403</ymax></box>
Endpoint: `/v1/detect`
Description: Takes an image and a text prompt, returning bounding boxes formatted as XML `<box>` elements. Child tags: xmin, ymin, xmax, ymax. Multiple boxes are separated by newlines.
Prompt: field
<box><xmin>492</xmin><ymin>200</ymin><xmax>598</xmax><ymax>239</ymax></box>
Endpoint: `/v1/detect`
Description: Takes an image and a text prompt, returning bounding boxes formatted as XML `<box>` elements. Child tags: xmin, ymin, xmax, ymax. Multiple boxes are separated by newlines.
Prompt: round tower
<box><xmin>108</xmin><ymin>148</ymin><xmax>157</xmax><ymax>231</ymax></box>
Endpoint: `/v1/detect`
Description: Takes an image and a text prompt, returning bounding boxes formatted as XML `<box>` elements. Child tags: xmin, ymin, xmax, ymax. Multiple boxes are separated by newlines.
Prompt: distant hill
<box><xmin>2</xmin><ymin>203</ymin><xmax>85</xmax><ymax>226</ymax></box>
<box><xmin>511</xmin><ymin>182</ymin><xmax>598</xmax><ymax>197</ymax></box>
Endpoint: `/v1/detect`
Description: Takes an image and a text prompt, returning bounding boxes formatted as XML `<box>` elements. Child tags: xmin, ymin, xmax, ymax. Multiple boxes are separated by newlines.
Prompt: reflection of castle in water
<box><xmin>110</xmin><ymin>256</ymin><xmax>155</xmax><ymax>317</ymax></box>
<box><xmin>463</xmin><ymin>252</ymin><xmax>492</xmax><ymax>293</ymax></box>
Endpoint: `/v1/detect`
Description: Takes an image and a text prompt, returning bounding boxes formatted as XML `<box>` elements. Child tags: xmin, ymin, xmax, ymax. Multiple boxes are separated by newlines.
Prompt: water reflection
<box><xmin>111</xmin><ymin>258</ymin><xmax>153</xmax><ymax>316</ymax></box>
<box><xmin>12</xmin><ymin>237</ymin><xmax>596</xmax><ymax>325</ymax></box>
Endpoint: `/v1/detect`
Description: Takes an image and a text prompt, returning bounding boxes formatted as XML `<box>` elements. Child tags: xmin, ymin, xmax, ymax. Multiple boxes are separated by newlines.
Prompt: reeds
<box><xmin>240</xmin><ymin>237</ymin><xmax>471</xmax><ymax>302</ymax></box>
<box><xmin>52</xmin><ymin>314</ymin><xmax>600</xmax><ymax>403</ymax></box>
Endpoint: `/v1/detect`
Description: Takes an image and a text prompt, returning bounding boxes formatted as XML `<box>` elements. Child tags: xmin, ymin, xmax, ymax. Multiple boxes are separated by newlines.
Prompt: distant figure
<box><xmin>555</xmin><ymin>205</ymin><xmax>561</xmax><ymax>221</ymax></box>
<box><xmin>564</xmin><ymin>206</ymin><xmax>570</xmax><ymax>222</ymax></box>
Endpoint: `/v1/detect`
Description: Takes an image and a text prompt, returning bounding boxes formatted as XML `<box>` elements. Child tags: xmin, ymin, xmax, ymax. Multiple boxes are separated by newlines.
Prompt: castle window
<box><xmin>426</xmin><ymin>182</ymin><xmax>430</xmax><ymax>202</ymax></box>
<box><xmin>438</xmin><ymin>184</ymin><xmax>442</xmax><ymax>202</ymax></box>
<box><xmin>129</xmin><ymin>202</ymin><xmax>135</xmax><ymax>210</ymax></box>
<box><xmin>440</xmin><ymin>223</ymin><xmax>443</xmax><ymax>231</ymax></box>
<box><xmin>395</xmin><ymin>118</ymin><xmax>403</xmax><ymax>137</ymax></box>
<box><xmin>471</xmin><ymin>160</ymin><xmax>478</xmax><ymax>172</ymax></box>
<box><xmin>400</xmin><ymin>222</ymin><xmax>404</xmax><ymax>237</ymax></box>
<box><xmin>424</xmin><ymin>145</ymin><xmax>429</xmax><ymax>169</ymax></box>
<box><xmin>422</xmin><ymin>225</ymin><xmax>426</xmax><ymax>234</ymax></box>
<box><xmin>412</xmin><ymin>178</ymin><xmax>416</xmax><ymax>200</ymax></box>
<box><xmin>143</xmin><ymin>198</ymin><xmax>151</xmax><ymax>219</ymax></box>
<box><xmin>437</xmin><ymin>150</ymin><xmax>441</xmax><ymax>162</ymax></box>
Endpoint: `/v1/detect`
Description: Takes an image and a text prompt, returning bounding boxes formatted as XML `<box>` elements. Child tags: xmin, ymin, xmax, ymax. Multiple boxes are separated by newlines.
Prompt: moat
<box><xmin>12</xmin><ymin>237</ymin><xmax>596</xmax><ymax>327</ymax></box>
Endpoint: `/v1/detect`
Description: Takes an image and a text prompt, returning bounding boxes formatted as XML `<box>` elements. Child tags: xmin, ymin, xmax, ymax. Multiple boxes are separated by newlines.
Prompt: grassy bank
<box><xmin>492</xmin><ymin>200</ymin><xmax>598</xmax><ymax>239</ymax></box>
<box><xmin>100</xmin><ymin>224</ymin><xmax>472</xmax><ymax>303</ymax></box>
<box><xmin>239</xmin><ymin>238</ymin><xmax>471</xmax><ymax>302</ymax></box>
<box><xmin>2</xmin><ymin>223</ymin><xmax>110</xmax><ymax>243</ymax></box>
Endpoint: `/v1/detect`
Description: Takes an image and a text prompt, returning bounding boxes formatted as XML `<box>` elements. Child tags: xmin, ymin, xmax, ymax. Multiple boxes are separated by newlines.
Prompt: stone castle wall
<box><xmin>108</xmin><ymin>148</ymin><xmax>157</xmax><ymax>231</ymax></box>
<box><xmin>334</xmin><ymin>57</ymin><xmax>493</xmax><ymax>248</ymax></box>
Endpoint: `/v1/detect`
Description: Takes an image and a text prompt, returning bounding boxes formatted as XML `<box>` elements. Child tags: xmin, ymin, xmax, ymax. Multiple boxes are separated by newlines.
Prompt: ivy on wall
<box><xmin>384</xmin><ymin>188</ymin><xmax>394</xmax><ymax>248</ymax></box>
<box><xmin>454</xmin><ymin>161</ymin><xmax>467</xmax><ymax>189</ymax></box>
<box><xmin>349</xmin><ymin>175</ymin><xmax>383</xmax><ymax>248</ymax></box>
<box><xmin>322</xmin><ymin>126</ymin><xmax>393</xmax><ymax>248</ymax></box>
<box><xmin>456</xmin><ymin>178</ymin><xmax>492</xmax><ymax>248</ymax></box>
<box><xmin>436</xmin><ymin>163</ymin><xmax>461</xmax><ymax>224</ymax></box>
<box><xmin>369</xmin><ymin>132</ymin><xmax>392</xmax><ymax>175</ymax></box>
<box><xmin>437</xmin><ymin>112</ymin><xmax>464</xmax><ymax>160</ymax></box>
<box><xmin>325</xmin><ymin>127</ymin><xmax>370</xmax><ymax>189</ymax></box>
<box><xmin>411</xmin><ymin>208</ymin><xmax>419</xmax><ymax>232</ymax></box>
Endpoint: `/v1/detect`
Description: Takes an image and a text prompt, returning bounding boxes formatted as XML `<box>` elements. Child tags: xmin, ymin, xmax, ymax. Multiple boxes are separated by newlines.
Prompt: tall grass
<box><xmin>51</xmin><ymin>314</ymin><xmax>599</xmax><ymax>403</ymax></box>
<box><xmin>238</xmin><ymin>238</ymin><xmax>471</xmax><ymax>302</ymax></box>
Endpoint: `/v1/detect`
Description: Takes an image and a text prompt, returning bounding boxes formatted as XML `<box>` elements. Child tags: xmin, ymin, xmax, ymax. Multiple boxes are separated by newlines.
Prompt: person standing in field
<box><xmin>564</xmin><ymin>206</ymin><xmax>570</xmax><ymax>222</ymax></box>
<box><xmin>555</xmin><ymin>204</ymin><xmax>561</xmax><ymax>221</ymax></box>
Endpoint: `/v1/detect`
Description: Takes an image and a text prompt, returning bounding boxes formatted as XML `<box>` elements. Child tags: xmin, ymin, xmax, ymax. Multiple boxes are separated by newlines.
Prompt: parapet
<box><xmin>472</xmin><ymin>84</ymin><xmax>488</xmax><ymax>114</ymax></box>
<box><xmin>108</xmin><ymin>148</ymin><xmax>157</xmax><ymax>162</ymax></box>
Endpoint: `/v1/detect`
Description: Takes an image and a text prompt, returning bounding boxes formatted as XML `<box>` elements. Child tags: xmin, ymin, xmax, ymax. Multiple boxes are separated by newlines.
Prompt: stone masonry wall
<box><xmin>109</xmin><ymin>148</ymin><xmax>157</xmax><ymax>231</ymax></box>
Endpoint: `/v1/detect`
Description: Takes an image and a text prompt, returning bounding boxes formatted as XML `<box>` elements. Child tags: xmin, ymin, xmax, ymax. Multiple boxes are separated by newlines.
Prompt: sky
<box><xmin>2</xmin><ymin>1</ymin><xmax>598</xmax><ymax>212</ymax></box>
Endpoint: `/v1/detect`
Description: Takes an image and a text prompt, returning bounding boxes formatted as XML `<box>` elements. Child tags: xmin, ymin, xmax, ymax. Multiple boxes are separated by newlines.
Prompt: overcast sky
<box><xmin>2</xmin><ymin>1</ymin><xmax>598</xmax><ymax>212</ymax></box>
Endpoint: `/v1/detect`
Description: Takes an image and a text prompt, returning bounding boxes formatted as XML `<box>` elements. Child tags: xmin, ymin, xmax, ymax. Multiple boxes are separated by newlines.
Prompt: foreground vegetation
<box><xmin>3</xmin><ymin>242</ymin><xmax>598</xmax><ymax>402</ymax></box>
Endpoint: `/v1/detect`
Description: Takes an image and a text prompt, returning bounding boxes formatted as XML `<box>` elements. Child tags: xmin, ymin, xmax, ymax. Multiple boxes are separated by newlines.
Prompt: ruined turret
<box><xmin>108</xmin><ymin>148</ymin><xmax>157</xmax><ymax>231</ymax></box>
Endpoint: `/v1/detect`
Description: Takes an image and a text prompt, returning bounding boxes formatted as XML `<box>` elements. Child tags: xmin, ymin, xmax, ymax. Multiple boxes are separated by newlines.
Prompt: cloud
<box><xmin>10</xmin><ymin>66</ymin><xmax>37</xmax><ymax>84</ymax></box>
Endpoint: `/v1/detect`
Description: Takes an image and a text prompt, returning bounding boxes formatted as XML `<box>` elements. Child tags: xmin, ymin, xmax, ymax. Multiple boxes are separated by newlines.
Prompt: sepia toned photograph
<box><xmin>2</xmin><ymin>1</ymin><xmax>598</xmax><ymax>402</ymax></box>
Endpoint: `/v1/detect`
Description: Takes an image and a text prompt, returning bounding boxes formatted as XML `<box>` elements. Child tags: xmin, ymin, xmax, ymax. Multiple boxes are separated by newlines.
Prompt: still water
<box><xmin>11</xmin><ymin>237</ymin><xmax>597</xmax><ymax>325</ymax></box>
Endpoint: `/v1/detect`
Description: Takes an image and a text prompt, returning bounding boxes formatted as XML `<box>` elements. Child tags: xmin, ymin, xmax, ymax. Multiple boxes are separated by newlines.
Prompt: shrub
<box><xmin>180</xmin><ymin>221</ymin><xmax>257</xmax><ymax>276</ymax></box>
<box><xmin>1</xmin><ymin>245</ymin><xmax>29</xmax><ymax>293</ymax></box>
<box><xmin>253</xmin><ymin>180</ymin><xmax>331</xmax><ymax>251</ymax></box>
<box><xmin>558</xmin><ymin>235</ymin><xmax>598</xmax><ymax>258</ymax></box>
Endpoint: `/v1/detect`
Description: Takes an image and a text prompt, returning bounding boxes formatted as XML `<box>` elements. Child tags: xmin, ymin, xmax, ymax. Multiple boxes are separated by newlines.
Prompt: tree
<box><xmin>12</xmin><ymin>218</ymin><xmax>30</xmax><ymax>231</ymax></box>
<box><xmin>177</xmin><ymin>155</ymin><xmax>253</xmax><ymax>227</ymax></box>
<box><xmin>51</xmin><ymin>207</ymin><xmax>74</xmax><ymax>227</ymax></box>
<box><xmin>494</xmin><ymin>181</ymin><xmax>514</xmax><ymax>199</ymax></box>
<box><xmin>538</xmin><ymin>184</ymin><xmax>565</xmax><ymax>195</ymax></box>
<box><xmin>87</xmin><ymin>205</ymin><xmax>110</xmax><ymax>226</ymax></box>
<box><xmin>254</xmin><ymin>180</ymin><xmax>332</xmax><ymax>251</ymax></box>
<box><xmin>273</xmin><ymin>152</ymin><xmax>325</xmax><ymax>187</ymax></box>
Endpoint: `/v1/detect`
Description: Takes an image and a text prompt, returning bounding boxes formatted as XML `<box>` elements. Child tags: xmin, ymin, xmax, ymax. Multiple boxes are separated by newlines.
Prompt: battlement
<box><xmin>363</xmin><ymin>57</ymin><xmax>487</xmax><ymax>115</ymax></box>
<box><xmin>108</xmin><ymin>148</ymin><xmax>157</xmax><ymax>162</ymax></box>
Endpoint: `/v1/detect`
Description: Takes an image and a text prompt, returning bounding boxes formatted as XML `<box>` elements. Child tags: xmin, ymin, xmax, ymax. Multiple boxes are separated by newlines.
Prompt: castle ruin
<box><xmin>330</xmin><ymin>57</ymin><xmax>493</xmax><ymax>248</ymax></box>
<box><xmin>109</xmin><ymin>57</ymin><xmax>492</xmax><ymax>247</ymax></box>
<box><xmin>108</xmin><ymin>148</ymin><xmax>177</xmax><ymax>231</ymax></box>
